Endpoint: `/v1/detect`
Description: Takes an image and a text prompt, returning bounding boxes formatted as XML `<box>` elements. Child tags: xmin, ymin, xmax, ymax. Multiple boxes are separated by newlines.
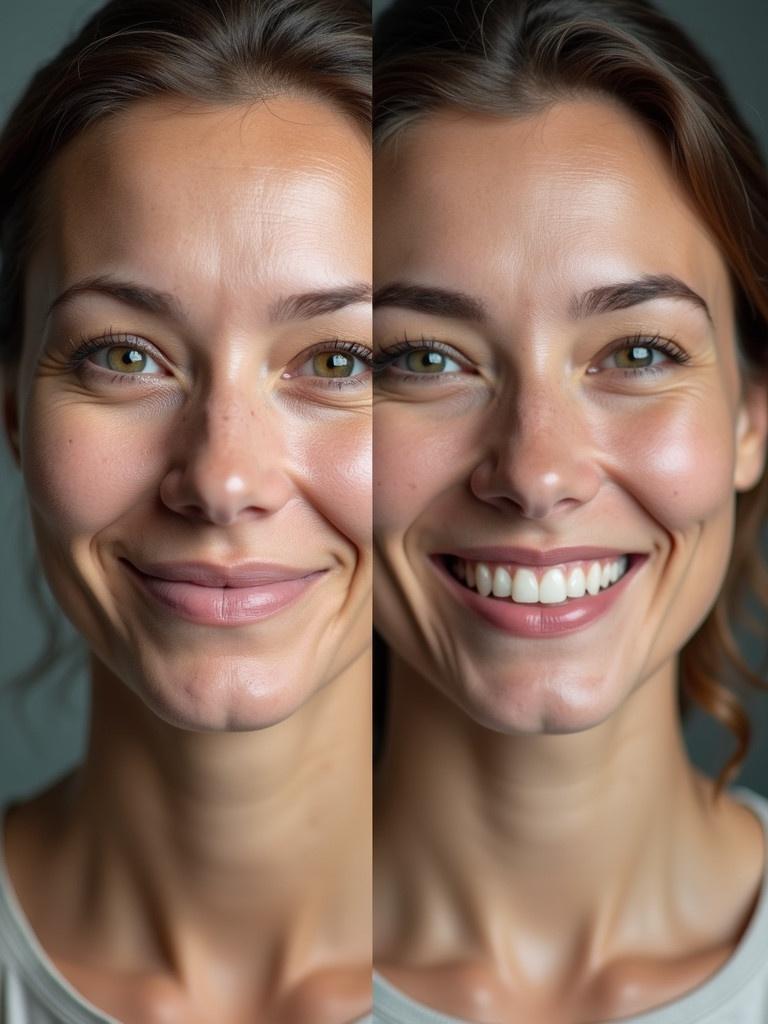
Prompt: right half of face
<box><xmin>13</xmin><ymin>95</ymin><xmax>372</xmax><ymax>732</ymax></box>
<box><xmin>373</xmin><ymin>98</ymin><xmax>767</xmax><ymax>736</ymax></box>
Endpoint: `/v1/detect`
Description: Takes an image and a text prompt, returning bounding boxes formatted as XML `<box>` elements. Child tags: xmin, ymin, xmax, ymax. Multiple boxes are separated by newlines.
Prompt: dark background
<box><xmin>1</xmin><ymin>0</ymin><xmax>767</xmax><ymax>802</ymax></box>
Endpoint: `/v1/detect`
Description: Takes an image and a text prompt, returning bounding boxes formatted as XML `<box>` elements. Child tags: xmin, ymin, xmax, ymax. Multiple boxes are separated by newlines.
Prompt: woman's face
<box><xmin>373</xmin><ymin>98</ymin><xmax>766</xmax><ymax>734</ymax></box>
<box><xmin>8</xmin><ymin>96</ymin><xmax>371</xmax><ymax>731</ymax></box>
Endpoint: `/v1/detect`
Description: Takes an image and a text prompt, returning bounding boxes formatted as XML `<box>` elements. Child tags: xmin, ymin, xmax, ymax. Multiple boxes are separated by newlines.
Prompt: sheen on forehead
<box><xmin>374</xmin><ymin>98</ymin><xmax>731</xmax><ymax>328</ymax></box>
<box><xmin>29</xmin><ymin>95</ymin><xmax>370</xmax><ymax>328</ymax></box>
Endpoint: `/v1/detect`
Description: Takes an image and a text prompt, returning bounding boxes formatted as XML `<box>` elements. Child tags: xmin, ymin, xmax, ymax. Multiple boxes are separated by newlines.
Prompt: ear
<box><xmin>2</xmin><ymin>369</ymin><xmax>21</xmax><ymax>468</ymax></box>
<box><xmin>734</xmin><ymin>376</ymin><xmax>768</xmax><ymax>492</ymax></box>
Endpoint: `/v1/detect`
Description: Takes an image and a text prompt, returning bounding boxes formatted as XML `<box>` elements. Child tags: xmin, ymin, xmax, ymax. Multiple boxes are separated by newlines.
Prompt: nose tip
<box><xmin>160</xmin><ymin>466</ymin><xmax>290</xmax><ymax>525</ymax></box>
<box><xmin>159</xmin><ymin>401</ymin><xmax>294</xmax><ymax>525</ymax></box>
<box><xmin>470</xmin><ymin>462</ymin><xmax>591</xmax><ymax>520</ymax></box>
<box><xmin>470</xmin><ymin>406</ymin><xmax>602</xmax><ymax>519</ymax></box>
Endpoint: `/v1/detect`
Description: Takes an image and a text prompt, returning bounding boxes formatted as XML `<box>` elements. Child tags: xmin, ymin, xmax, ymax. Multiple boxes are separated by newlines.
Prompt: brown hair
<box><xmin>0</xmin><ymin>0</ymin><xmax>371</xmax><ymax>371</ymax></box>
<box><xmin>375</xmin><ymin>0</ymin><xmax>768</xmax><ymax>793</ymax></box>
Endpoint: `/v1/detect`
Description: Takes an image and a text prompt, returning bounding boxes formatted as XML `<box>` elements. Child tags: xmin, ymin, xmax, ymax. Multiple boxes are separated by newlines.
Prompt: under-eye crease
<box><xmin>591</xmin><ymin>332</ymin><xmax>692</xmax><ymax>377</ymax></box>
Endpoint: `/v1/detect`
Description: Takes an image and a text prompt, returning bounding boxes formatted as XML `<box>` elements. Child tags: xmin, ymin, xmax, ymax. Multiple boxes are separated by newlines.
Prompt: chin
<box><xmin>449</xmin><ymin>663</ymin><xmax>630</xmax><ymax>736</ymax></box>
<box><xmin>124</xmin><ymin>654</ymin><xmax>326</xmax><ymax>732</ymax></box>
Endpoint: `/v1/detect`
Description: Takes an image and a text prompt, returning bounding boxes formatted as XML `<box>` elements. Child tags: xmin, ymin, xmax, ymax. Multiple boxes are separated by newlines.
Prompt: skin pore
<box><xmin>373</xmin><ymin>99</ymin><xmax>768</xmax><ymax>1022</ymax></box>
<box><xmin>2</xmin><ymin>96</ymin><xmax>371</xmax><ymax>1023</ymax></box>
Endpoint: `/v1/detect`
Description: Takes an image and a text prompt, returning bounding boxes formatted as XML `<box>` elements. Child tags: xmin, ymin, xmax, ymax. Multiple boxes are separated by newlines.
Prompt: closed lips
<box><xmin>448</xmin><ymin>556</ymin><xmax>630</xmax><ymax>604</ymax></box>
<box><xmin>124</xmin><ymin>560</ymin><xmax>323</xmax><ymax>588</ymax></box>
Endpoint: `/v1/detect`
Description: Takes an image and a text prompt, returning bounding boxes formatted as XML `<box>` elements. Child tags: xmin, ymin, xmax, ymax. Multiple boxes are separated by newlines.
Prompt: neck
<box><xmin>58</xmin><ymin>652</ymin><xmax>372</xmax><ymax>988</ymax></box>
<box><xmin>376</xmin><ymin>656</ymin><xmax>741</xmax><ymax>974</ymax></box>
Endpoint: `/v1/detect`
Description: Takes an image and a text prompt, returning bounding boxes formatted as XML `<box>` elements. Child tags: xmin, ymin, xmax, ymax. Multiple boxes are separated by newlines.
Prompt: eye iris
<box><xmin>406</xmin><ymin>350</ymin><xmax>445</xmax><ymax>373</ymax></box>
<box><xmin>616</xmin><ymin>345</ymin><xmax>653</xmax><ymax>369</ymax></box>
<box><xmin>106</xmin><ymin>347</ymin><xmax>147</xmax><ymax>373</ymax></box>
<box><xmin>313</xmin><ymin>352</ymin><xmax>354</xmax><ymax>378</ymax></box>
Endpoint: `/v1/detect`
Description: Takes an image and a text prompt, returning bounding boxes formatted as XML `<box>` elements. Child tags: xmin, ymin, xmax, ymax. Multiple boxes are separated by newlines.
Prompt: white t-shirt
<box><xmin>374</xmin><ymin>786</ymin><xmax>768</xmax><ymax>1024</ymax></box>
<box><xmin>0</xmin><ymin>802</ymin><xmax>372</xmax><ymax>1024</ymax></box>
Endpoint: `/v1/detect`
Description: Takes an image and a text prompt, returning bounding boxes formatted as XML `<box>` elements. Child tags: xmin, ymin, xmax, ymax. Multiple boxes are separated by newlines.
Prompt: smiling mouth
<box><xmin>441</xmin><ymin>554</ymin><xmax>635</xmax><ymax>605</ymax></box>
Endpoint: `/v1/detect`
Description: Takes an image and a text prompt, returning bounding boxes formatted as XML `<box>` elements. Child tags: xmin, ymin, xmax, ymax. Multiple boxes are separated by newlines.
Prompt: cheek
<box><xmin>603</xmin><ymin>395</ymin><xmax>736</xmax><ymax>530</ymax></box>
<box><xmin>21</xmin><ymin>398</ymin><xmax>161</xmax><ymax>537</ymax></box>
<box><xmin>373</xmin><ymin>404</ymin><xmax>472</xmax><ymax>533</ymax></box>
<box><xmin>292</xmin><ymin>415</ymin><xmax>371</xmax><ymax>551</ymax></box>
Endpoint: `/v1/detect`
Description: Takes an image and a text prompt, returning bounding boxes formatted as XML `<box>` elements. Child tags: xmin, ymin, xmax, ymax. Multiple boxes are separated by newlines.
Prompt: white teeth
<box><xmin>566</xmin><ymin>566</ymin><xmax>586</xmax><ymax>598</ymax></box>
<box><xmin>454</xmin><ymin>555</ymin><xmax>631</xmax><ymax>604</ymax></box>
<box><xmin>586</xmin><ymin>562</ymin><xmax>601</xmax><ymax>596</ymax></box>
<box><xmin>512</xmin><ymin>568</ymin><xmax>539</xmax><ymax>603</ymax></box>
<box><xmin>475</xmin><ymin>562</ymin><xmax>493</xmax><ymax>597</ymax></box>
<box><xmin>492</xmin><ymin>566</ymin><xmax>512</xmax><ymax>597</ymax></box>
<box><xmin>539</xmin><ymin>568</ymin><xmax>567</xmax><ymax>605</ymax></box>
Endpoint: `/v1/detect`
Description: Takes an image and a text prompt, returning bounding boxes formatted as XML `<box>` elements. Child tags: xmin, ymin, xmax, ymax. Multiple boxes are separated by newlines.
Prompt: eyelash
<box><xmin>597</xmin><ymin>333</ymin><xmax>691</xmax><ymax>377</ymax></box>
<box><xmin>374</xmin><ymin>334</ymin><xmax>691</xmax><ymax>380</ymax></box>
<box><xmin>64</xmin><ymin>332</ymin><xmax>374</xmax><ymax>388</ymax></box>
<box><xmin>65</xmin><ymin>330</ymin><xmax>162</xmax><ymax>386</ymax></box>
<box><xmin>287</xmin><ymin>339</ymin><xmax>374</xmax><ymax>389</ymax></box>
<box><xmin>373</xmin><ymin>337</ymin><xmax>469</xmax><ymax>379</ymax></box>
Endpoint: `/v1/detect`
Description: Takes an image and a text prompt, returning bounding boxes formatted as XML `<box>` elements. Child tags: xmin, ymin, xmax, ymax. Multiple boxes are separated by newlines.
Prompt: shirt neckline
<box><xmin>0</xmin><ymin>798</ymin><xmax>373</xmax><ymax>1024</ymax></box>
<box><xmin>374</xmin><ymin>785</ymin><xmax>768</xmax><ymax>1024</ymax></box>
<box><xmin>0</xmin><ymin>799</ymin><xmax>121</xmax><ymax>1024</ymax></box>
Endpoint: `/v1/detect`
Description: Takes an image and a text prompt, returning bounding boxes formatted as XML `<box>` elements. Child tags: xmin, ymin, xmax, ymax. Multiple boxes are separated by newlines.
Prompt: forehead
<box><xmin>374</xmin><ymin>98</ymin><xmax>730</xmax><ymax>322</ymax></box>
<box><xmin>30</xmin><ymin>95</ymin><xmax>370</xmax><ymax>320</ymax></box>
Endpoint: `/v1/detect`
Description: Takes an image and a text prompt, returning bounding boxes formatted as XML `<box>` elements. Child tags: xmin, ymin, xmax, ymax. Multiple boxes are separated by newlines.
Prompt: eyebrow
<box><xmin>373</xmin><ymin>283</ymin><xmax>487</xmax><ymax>323</ymax></box>
<box><xmin>268</xmin><ymin>283</ymin><xmax>371</xmax><ymax>322</ymax></box>
<box><xmin>46</xmin><ymin>276</ymin><xmax>372</xmax><ymax>325</ymax></box>
<box><xmin>47</xmin><ymin>275</ymin><xmax>186</xmax><ymax>323</ymax></box>
<box><xmin>571</xmin><ymin>274</ymin><xmax>712</xmax><ymax>323</ymax></box>
<box><xmin>373</xmin><ymin>274</ymin><xmax>712</xmax><ymax>326</ymax></box>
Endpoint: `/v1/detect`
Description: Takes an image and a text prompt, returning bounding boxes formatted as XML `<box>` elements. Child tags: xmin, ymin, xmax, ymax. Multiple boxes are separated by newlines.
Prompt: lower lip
<box><xmin>124</xmin><ymin>562</ymin><xmax>326</xmax><ymax>626</ymax></box>
<box><xmin>431</xmin><ymin>556</ymin><xmax>645</xmax><ymax>638</ymax></box>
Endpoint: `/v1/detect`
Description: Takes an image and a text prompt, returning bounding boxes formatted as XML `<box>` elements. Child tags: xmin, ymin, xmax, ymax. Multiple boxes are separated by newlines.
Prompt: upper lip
<box><xmin>124</xmin><ymin>559</ymin><xmax>324</xmax><ymax>587</ymax></box>
<box><xmin>439</xmin><ymin>546</ymin><xmax>635</xmax><ymax>566</ymax></box>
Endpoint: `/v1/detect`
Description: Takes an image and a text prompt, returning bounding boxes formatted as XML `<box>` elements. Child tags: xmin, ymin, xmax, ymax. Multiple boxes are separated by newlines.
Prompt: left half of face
<box><xmin>7</xmin><ymin>95</ymin><xmax>371</xmax><ymax>732</ymax></box>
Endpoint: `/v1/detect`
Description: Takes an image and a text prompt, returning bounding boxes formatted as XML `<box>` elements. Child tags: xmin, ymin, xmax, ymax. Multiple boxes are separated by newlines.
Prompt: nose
<box><xmin>160</xmin><ymin>388</ymin><xmax>294</xmax><ymax>525</ymax></box>
<box><xmin>469</xmin><ymin>383</ymin><xmax>602</xmax><ymax>520</ymax></box>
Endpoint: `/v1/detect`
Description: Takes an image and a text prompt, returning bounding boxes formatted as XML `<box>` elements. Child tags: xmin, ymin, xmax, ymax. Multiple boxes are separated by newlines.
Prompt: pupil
<box><xmin>630</xmin><ymin>346</ymin><xmax>650</xmax><ymax>364</ymax></box>
<box><xmin>109</xmin><ymin>347</ymin><xmax>145</xmax><ymax>372</ymax></box>
<box><xmin>407</xmin><ymin>350</ymin><xmax>444</xmax><ymax>372</ymax></box>
<box><xmin>317</xmin><ymin>352</ymin><xmax>352</xmax><ymax>377</ymax></box>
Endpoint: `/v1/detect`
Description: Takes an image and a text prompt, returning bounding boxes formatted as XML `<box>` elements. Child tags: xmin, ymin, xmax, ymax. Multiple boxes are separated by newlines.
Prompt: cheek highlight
<box><xmin>292</xmin><ymin>417</ymin><xmax>372</xmax><ymax>552</ymax></box>
<box><xmin>601</xmin><ymin>397</ymin><xmax>736</xmax><ymax>532</ymax></box>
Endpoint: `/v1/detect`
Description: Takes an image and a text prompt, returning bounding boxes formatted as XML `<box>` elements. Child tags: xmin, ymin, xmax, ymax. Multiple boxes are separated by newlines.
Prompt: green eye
<box><xmin>289</xmin><ymin>345</ymin><xmax>371</xmax><ymax>382</ymax></box>
<box><xmin>612</xmin><ymin>346</ymin><xmax>659</xmax><ymax>369</ymax></box>
<box><xmin>404</xmin><ymin>350</ymin><xmax>452</xmax><ymax>373</ymax></box>
<box><xmin>394</xmin><ymin>348</ymin><xmax>463</xmax><ymax>374</ymax></box>
<box><xmin>103</xmin><ymin>347</ymin><xmax>151</xmax><ymax>373</ymax></box>
<box><xmin>312</xmin><ymin>351</ymin><xmax>357</xmax><ymax>378</ymax></box>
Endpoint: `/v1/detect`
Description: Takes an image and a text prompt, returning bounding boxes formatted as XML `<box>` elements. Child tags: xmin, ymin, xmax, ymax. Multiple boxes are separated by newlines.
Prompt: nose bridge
<box><xmin>514</xmin><ymin>367</ymin><xmax>576</xmax><ymax>451</ymax></box>
<box><xmin>473</xmin><ymin>363</ymin><xmax>600</xmax><ymax>518</ymax></box>
<box><xmin>161</xmin><ymin>376</ymin><xmax>293</xmax><ymax>525</ymax></box>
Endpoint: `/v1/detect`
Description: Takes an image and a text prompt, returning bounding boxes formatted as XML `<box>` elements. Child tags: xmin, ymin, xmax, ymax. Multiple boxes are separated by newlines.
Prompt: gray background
<box><xmin>1</xmin><ymin>0</ymin><xmax>767</xmax><ymax>803</ymax></box>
